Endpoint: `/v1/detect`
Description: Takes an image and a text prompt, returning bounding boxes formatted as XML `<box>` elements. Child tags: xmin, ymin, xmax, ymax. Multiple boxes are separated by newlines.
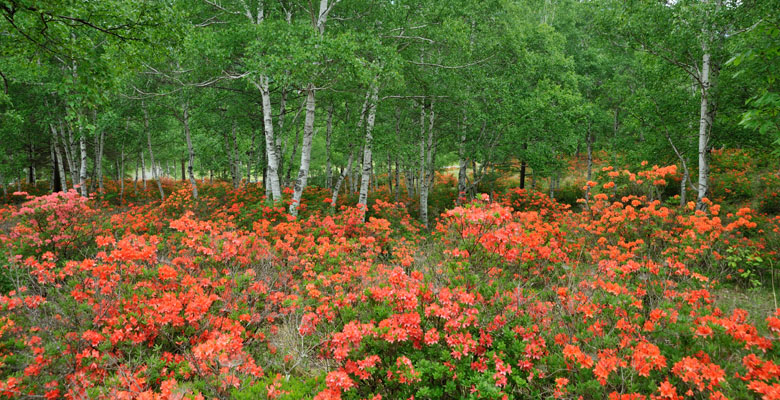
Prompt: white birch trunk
<box><xmin>289</xmin><ymin>85</ymin><xmax>316</xmax><ymax>216</ymax></box>
<box><xmin>78</xmin><ymin>134</ymin><xmax>88</xmax><ymax>197</ymax></box>
<box><xmin>61</xmin><ymin>121</ymin><xmax>79</xmax><ymax>189</ymax></box>
<box><xmin>143</xmin><ymin>102</ymin><xmax>165</xmax><ymax>201</ymax></box>
<box><xmin>232</xmin><ymin>121</ymin><xmax>240</xmax><ymax>188</ymax></box>
<box><xmin>696</xmin><ymin>30</ymin><xmax>712</xmax><ymax>210</ymax></box>
<box><xmin>325</xmin><ymin>103</ymin><xmax>333</xmax><ymax>189</ymax></box>
<box><xmin>182</xmin><ymin>102</ymin><xmax>198</xmax><ymax>199</ymax></box>
<box><xmin>256</xmin><ymin>76</ymin><xmax>282</xmax><ymax>202</ymax></box>
<box><xmin>358</xmin><ymin>84</ymin><xmax>379</xmax><ymax>209</ymax></box>
<box><xmin>331</xmin><ymin>149</ymin><xmax>355</xmax><ymax>213</ymax></box>
<box><xmin>141</xmin><ymin>151</ymin><xmax>147</xmax><ymax>190</ymax></box>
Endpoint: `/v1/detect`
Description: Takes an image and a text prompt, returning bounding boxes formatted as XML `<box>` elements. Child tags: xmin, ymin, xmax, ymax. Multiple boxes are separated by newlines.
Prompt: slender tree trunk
<box><xmin>50</xmin><ymin>141</ymin><xmax>61</xmax><ymax>192</ymax></box>
<box><xmin>255</xmin><ymin>76</ymin><xmax>282</xmax><ymax>202</ymax></box>
<box><xmin>405</xmin><ymin>165</ymin><xmax>414</xmax><ymax>198</ymax></box>
<box><xmin>276</xmin><ymin>88</ymin><xmax>287</xmax><ymax>181</ymax></box>
<box><xmin>387</xmin><ymin>153</ymin><xmax>393</xmax><ymax>197</ymax></box>
<box><xmin>325</xmin><ymin>103</ymin><xmax>333</xmax><ymax>189</ymax></box>
<box><xmin>394</xmin><ymin>156</ymin><xmax>400</xmax><ymax>203</ymax></box>
<box><xmin>331</xmin><ymin>149</ymin><xmax>355</xmax><ymax>213</ymax></box>
<box><xmin>182</xmin><ymin>102</ymin><xmax>198</xmax><ymax>199</ymax></box>
<box><xmin>249</xmin><ymin>131</ymin><xmax>255</xmax><ymax>184</ymax></box>
<box><xmin>120</xmin><ymin>145</ymin><xmax>125</xmax><ymax>205</ymax></box>
<box><xmin>78</xmin><ymin>134</ymin><xmax>88</xmax><ymax>197</ymax></box>
<box><xmin>58</xmin><ymin>121</ymin><xmax>76</xmax><ymax>189</ymax></box>
<box><xmin>289</xmin><ymin>85</ymin><xmax>316</xmax><ymax>216</ymax></box>
<box><xmin>144</xmin><ymin>102</ymin><xmax>165</xmax><ymax>201</ymax></box>
<box><xmin>286</xmin><ymin>124</ymin><xmax>300</xmax><ymax>185</ymax></box>
<box><xmin>584</xmin><ymin>126</ymin><xmax>593</xmax><ymax>210</ymax></box>
<box><xmin>358</xmin><ymin>84</ymin><xmax>379</xmax><ymax>209</ymax></box>
<box><xmin>141</xmin><ymin>151</ymin><xmax>147</xmax><ymax>191</ymax></box>
<box><xmin>519</xmin><ymin>142</ymin><xmax>528</xmax><ymax>190</ymax></box>
<box><xmin>96</xmin><ymin>127</ymin><xmax>105</xmax><ymax>193</ymax></box>
<box><xmin>696</xmin><ymin>24</ymin><xmax>713</xmax><ymax>210</ymax></box>
<box><xmin>51</xmin><ymin>125</ymin><xmax>68</xmax><ymax>191</ymax></box>
<box><xmin>231</xmin><ymin>121</ymin><xmax>240</xmax><ymax>188</ymax></box>
<box><xmin>419</xmin><ymin>99</ymin><xmax>435</xmax><ymax>228</ymax></box>
<box><xmin>457</xmin><ymin>131</ymin><xmax>468</xmax><ymax>202</ymax></box>
<box><xmin>134</xmin><ymin>156</ymin><xmax>138</xmax><ymax>194</ymax></box>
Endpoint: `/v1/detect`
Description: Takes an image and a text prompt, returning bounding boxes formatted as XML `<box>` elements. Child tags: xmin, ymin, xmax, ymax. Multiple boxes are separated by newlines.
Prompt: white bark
<box><xmin>325</xmin><ymin>103</ymin><xmax>333</xmax><ymax>189</ymax></box>
<box><xmin>61</xmin><ymin>121</ymin><xmax>78</xmax><ymax>189</ymax></box>
<box><xmin>331</xmin><ymin>148</ymin><xmax>355</xmax><ymax>213</ymax></box>
<box><xmin>358</xmin><ymin>84</ymin><xmax>379</xmax><ymax>209</ymax></box>
<box><xmin>182</xmin><ymin>102</ymin><xmax>198</xmax><ymax>199</ymax></box>
<box><xmin>289</xmin><ymin>85</ymin><xmax>316</xmax><ymax>216</ymax></box>
<box><xmin>696</xmin><ymin>30</ymin><xmax>712</xmax><ymax>210</ymax></box>
<box><xmin>143</xmin><ymin>102</ymin><xmax>165</xmax><ymax>201</ymax></box>
<box><xmin>78</xmin><ymin>133</ymin><xmax>88</xmax><ymax>197</ymax></box>
<box><xmin>141</xmin><ymin>151</ymin><xmax>147</xmax><ymax>190</ymax></box>
<box><xmin>256</xmin><ymin>76</ymin><xmax>282</xmax><ymax>202</ymax></box>
<box><xmin>231</xmin><ymin>121</ymin><xmax>240</xmax><ymax>188</ymax></box>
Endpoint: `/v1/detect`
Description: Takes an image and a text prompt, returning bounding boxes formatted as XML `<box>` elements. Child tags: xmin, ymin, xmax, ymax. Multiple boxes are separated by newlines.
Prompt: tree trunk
<box><xmin>519</xmin><ymin>142</ymin><xmax>528</xmax><ymax>190</ymax></box>
<box><xmin>286</xmin><ymin>124</ymin><xmax>300</xmax><ymax>185</ymax></box>
<box><xmin>419</xmin><ymin>99</ymin><xmax>435</xmax><ymax>228</ymax></box>
<box><xmin>696</xmin><ymin>23</ymin><xmax>713</xmax><ymax>210</ymax></box>
<box><xmin>394</xmin><ymin>156</ymin><xmax>400</xmax><ymax>203</ymax></box>
<box><xmin>289</xmin><ymin>85</ymin><xmax>316</xmax><ymax>216</ymax></box>
<box><xmin>358</xmin><ymin>84</ymin><xmax>379</xmax><ymax>209</ymax></box>
<box><xmin>96</xmin><ymin>127</ymin><xmax>105</xmax><ymax>193</ymax></box>
<box><xmin>144</xmin><ymin>102</ymin><xmax>165</xmax><ymax>201</ymax></box>
<box><xmin>325</xmin><ymin>103</ymin><xmax>333</xmax><ymax>189</ymax></box>
<box><xmin>255</xmin><ymin>76</ymin><xmax>282</xmax><ymax>202</ymax></box>
<box><xmin>78</xmin><ymin>132</ymin><xmax>88</xmax><ymax>196</ymax></box>
<box><xmin>50</xmin><ymin>141</ymin><xmax>61</xmax><ymax>192</ymax></box>
<box><xmin>120</xmin><ymin>146</ymin><xmax>126</xmax><ymax>205</ymax></box>
<box><xmin>182</xmin><ymin>102</ymin><xmax>198</xmax><ymax>199</ymax></box>
<box><xmin>387</xmin><ymin>153</ymin><xmax>393</xmax><ymax>197</ymax></box>
<box><xmin>50</xmin><ymin>125</ymin><xmax>68</xmax><ymax>191</ymax></box>
<box><xmin>249</xmin><ymin>131</ymin><xmax>255</xmax><ymax>184</ymax></box>
<box><xmin>141</xmin><ymin>151</ymin><xmax>147</xmax><ymax>190</ymax></box>
<box><xmin>276</xmin><ymin>88</ymin><xmax>287</xmax><ymax>182</ymax></box>
<box><xmin>231</xmin><ymin>121</ymin><xmax>240</xmax><ymax>188</ymax></box>
<box><xmin>58</xmin><ymin>121</ymin><xmax>77</xmax><ymax>189</ymax></box>
<box><xmin>457</xmin><ymin>130</ymin><xmax>468</xmax><ymax>203</ymax></box>
<box><xmin>584</xmin><ymin>126</ymin><xmax>593</xmax><ymax>210</ymax></box>
<box><xmin>331</xmin><ymin>149</ymin><xmax>355</xmax><ymax>213</ymax></box>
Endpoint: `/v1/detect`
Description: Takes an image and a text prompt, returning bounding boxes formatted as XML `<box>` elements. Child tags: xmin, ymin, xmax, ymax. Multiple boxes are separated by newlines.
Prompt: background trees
<box><xmin>0</xmin><ymin>0</ymin><xmax>775</xmax><ymax>220</ymax></box>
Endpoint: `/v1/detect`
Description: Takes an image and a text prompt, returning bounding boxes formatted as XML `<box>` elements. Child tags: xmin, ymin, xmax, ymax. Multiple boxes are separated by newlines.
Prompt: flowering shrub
<box><xmin>0</xmin><ymin>163</ymin><xmax>777</xmax><ymax>399</ymax></box>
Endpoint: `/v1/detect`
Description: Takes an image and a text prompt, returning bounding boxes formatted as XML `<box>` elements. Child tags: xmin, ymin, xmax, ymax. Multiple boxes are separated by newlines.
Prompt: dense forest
<box><xmin>1</xmin><ymin>0</ymin><xmax>780</xmax><ymax>399</ymax></box>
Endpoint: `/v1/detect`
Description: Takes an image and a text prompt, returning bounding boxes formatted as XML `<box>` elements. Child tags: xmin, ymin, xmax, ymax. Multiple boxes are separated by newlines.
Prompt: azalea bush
<box><xmin>0</xmin><ymin>163</ymin><xmax>778</xmax><ymax>400</ymax></box>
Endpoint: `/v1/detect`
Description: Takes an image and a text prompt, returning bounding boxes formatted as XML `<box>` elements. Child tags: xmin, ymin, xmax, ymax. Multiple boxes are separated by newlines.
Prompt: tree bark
<box><xmin>696</xmin><ymin>20</ymin><xmax>713</xmax><ymax>210</ymax></box>
<box><xmin>182</xmin><ymin>102</ymin><xmax>198</xmax><ymax>199</ymax></box>
<box><xmin>50</xmin><ymin>141</ymin><xmax>61</xmax><ymax>192</ymax></box>
<box><xmin>419</xmin><ymin>99</ymin><xmax>435</xmax><ymax>228</ymax></box>
<box><xmin>144</xmin><ymin>101</ymin><xmax>165</xmax><ymax>201</ymax></box>
<box><xmin>120</xmin><ymin>145</ymin><xmax>125</xmax><ymax>205</ymax></box>
<box><xmin>50</xmin><ymin>124</ymin><xmax>68</xmax><ymax>191</ymax></box>
<box><xmin>358</xmin><ymin>84</ymin><xmax>379</xmax><ymax>209</ymax></box>
<box><xmin>325</xmin><ymin>103</ymin><xmax>333</xmax><ymax>189</ymax></box>
<box><xmin>584</xmin><ymin>126</ymin><xmax>593</xmax><ymax>210</ymax></box>
<box><xmin>141</xmin><ymin>151</ymin><xmax>147</xmax><ymax>191</ymax></box>
<box><xmin>231</xmin><ymin>121</ymin><xmax>240</xmax><ymax>188</ymax></box>
<box><xmin>331</xmin><ymin>148</ymin><xmax>355</xmax><ymax>213</ymax></box>
<box><xmin>254</xmin><ymin>76</ymin><xmax>282</xmax><ymax>202</ymax></box>
<box><xmin>78</xmin><ymin>134</ymin><xmax>88</xmax><ymax>196</ymax></box>
<box><xmin>289</xmin><ymin>85</ymin><xmax>316</xmax><ymax>216</ymax></box>
<box><xmin>58</xmin><ymin>121</ymin><xmax>77</xmax><ymax>189</ymax></box>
